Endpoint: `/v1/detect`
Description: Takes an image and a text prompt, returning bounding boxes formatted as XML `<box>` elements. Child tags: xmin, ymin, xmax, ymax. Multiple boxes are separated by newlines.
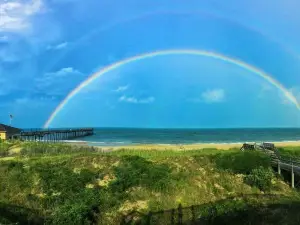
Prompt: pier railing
<box><xmin>14</xmin><ymin>128</ymin><xmax>94</xmax><ymax>142</ymax></box>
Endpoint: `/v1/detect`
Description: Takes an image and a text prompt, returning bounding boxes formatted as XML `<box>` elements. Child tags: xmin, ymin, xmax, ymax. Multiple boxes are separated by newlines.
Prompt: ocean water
<box><xmin>73</xmin><ymin>128</ymin><xmax>300</xmax><ymax>146</ymax></box>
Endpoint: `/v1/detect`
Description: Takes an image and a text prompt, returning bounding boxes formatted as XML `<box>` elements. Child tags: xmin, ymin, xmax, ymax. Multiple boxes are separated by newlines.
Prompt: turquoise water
<box><xmin>73</xmin><ymin>128</ymin><xmax>300</xmax><ymax>146</ymax></box>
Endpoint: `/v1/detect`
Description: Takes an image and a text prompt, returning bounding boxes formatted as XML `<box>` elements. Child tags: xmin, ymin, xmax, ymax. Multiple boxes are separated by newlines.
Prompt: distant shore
<box><xmin>66</xmin><ymin>141</ymin><xmax>300</xmax><ymax>151</ymax></box>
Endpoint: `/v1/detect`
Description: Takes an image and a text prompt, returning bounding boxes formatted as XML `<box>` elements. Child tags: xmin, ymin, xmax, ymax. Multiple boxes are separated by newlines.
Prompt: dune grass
<box><xmin>0</xmin><ymin>140</ymin><xmax>15</xmax><ymax>157</ymax></box>
<box><xmin>277</xmin><ymin>146</ymin><xmax>300</xmax><ymax>159</ymax></box>
<box><xmin>0</xmin><ymin>142</ymin><xmax>299</xmax><ymax>224</ymax></box>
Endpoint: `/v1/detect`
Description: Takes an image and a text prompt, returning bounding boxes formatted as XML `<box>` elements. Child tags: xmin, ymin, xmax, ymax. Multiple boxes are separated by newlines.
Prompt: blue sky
<box><xmin>1</xmin><ymin>0</ymin><xmax>300</xmax><ymax>128</ymax></box>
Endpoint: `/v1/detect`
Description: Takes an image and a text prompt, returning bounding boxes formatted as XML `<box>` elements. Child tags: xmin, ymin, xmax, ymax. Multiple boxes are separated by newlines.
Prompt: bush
<box><xmin>34</xmin><ymin>163</ymin><xmax>96</xmax><ymax>197</ymax></box>
<box><xmin>111</xmin><ymin>156</ymin><xmax>172</xmax><ymax>192</ymax></box>
<box><xmin>50</xmin><ymin>203</ymin><xmax>91</xmax><ymax>225</ymax></box>
<box><xmin>0</xmin><ymin>142</ymin><xmax>14</xmax><ymax>157</ymax></box>
<box><xmin>49</xmin><ymin>189</ymin><xmax>101</xmax><ymax>225</ymax></box>
<box><xmin>245</xmin><ymin>166</ymin><xmax>274</xmax><ymax>191</ymax></box>
<box><xmin>214</xmin><ymin>151</ymin><xmax>271</xmax><ymax>174</ymax></box>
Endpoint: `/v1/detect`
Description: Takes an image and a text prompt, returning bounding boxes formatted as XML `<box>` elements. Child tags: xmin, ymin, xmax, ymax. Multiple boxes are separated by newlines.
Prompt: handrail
<box><xmin>20</xmin><ymin>128</ymin><xmax>94</xmax><ymax>134</ymax></box>
<box><xmin>241</xmin><ymin>142</ymin><xmax>300</xmax><ymax>168</ymax></box>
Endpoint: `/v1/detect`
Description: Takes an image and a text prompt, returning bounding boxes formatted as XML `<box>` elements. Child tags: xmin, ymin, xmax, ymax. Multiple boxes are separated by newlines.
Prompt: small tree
<box><xmin>245</xmin><ymin>166</ymin><xmax>274</xmax><ymax>192</ymax></box>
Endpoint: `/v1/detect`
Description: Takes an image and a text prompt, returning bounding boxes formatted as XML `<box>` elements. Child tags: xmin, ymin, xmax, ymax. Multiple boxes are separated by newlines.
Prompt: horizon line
<box><xmin>22</xmin><ymin>126</ymin><xmax>300</xmax><ymax>130</ymax></box>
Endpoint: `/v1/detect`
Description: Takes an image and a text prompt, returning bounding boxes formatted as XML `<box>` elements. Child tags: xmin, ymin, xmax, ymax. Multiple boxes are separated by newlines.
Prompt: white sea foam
<box><xmin>62</xmin><ymin>140</ymin><xmax>87</xmax><ymax>143</ymax></box>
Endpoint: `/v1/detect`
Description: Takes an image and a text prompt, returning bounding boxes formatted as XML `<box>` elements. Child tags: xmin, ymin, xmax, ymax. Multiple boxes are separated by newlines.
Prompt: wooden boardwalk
<box><xmin>241</xmin><ymin>142</ymin><xmax>300</xmax><ymax>188</ymax></box>
<box><xmin>13</xmin><ymin>128</ymin><xmax>94</xmax><ymax>142</ymax></box>
<box><xmin>271</xmin><ymin>159</ymin><xmax>300</xmax><ymax>174</ymax></box>
<box><xmin>270</xmin><ymin>156</ymin><xmax>300</xmax><ymax>188</ymax></box>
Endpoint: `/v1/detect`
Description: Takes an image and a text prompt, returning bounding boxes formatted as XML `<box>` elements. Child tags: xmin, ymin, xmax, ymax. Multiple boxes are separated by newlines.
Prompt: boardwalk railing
<box><xmin>241</xmin><ymin>142</ymin><xmax>300</xmax><ymax>188</ymax></box>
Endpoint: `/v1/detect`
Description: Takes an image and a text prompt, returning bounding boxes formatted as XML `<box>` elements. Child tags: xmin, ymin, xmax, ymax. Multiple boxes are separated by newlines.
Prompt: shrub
<box><xmin>110</xmin><ymin>156</ymin><xmax>172</xmax><ymax>192</ymax></box>
<box><xmin>214</xmin><ymin>151</ymin><xmax>271</xmax><ymax>174</ymax></box>
<box><xmin>50</xmin><ymin>203</ymin><xmax>91</xmax><ymax>225</ymax></box>
<box><xmin>0</xmin><ymin>142</ymin><xmax>14</xmax><ymax>157</ymax></box>
<box><xmin>34</xmin><ymin>163</ymin><xmax>96</xmax><ymax>197</ymax></box>
<box><xmin>245</xmin><ymin>166</ymin><xmax>274</xmax><ymax>191</ymax></box>
<box><xmin>49</xmin><ymin>189</ymin><xmax>101</xmax><ymax>225</ymax></box>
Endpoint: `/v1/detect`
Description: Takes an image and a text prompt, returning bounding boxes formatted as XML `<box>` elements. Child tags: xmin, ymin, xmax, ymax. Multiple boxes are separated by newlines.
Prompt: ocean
<box><xmin>72</xmin><ymin>128</ymin><xmax>300</xmax><ymax>146</ymax></box>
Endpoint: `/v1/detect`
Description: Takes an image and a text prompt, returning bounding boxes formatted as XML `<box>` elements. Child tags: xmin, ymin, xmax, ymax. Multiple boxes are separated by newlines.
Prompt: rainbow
<box><xmin>44</xmin><ymin>49</ymin><xmax>300</xmax><ymax>128</ymax></box>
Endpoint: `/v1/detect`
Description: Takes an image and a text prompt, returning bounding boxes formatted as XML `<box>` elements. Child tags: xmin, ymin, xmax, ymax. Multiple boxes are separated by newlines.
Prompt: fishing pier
<box><xmin>14</xmin><ymin>128</ymin><xmax>94</xmax><ymax>142</ymax></box>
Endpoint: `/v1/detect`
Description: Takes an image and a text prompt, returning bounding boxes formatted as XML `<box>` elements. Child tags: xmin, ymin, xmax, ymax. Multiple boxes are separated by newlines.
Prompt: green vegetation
<box><xmin>245</xmin><ymin>166</ymin><xmax>275</xmax><ymax>192</ymax></box>
<box><xmin>278</xmin><ymin>146</ymin><xmax>300</xmax><ymax>159</ymax></box>
<box><xmin>0</xmin><ymin>141</ymin><xmax>15</xmax><ymax>157</ymax></box>
<box><xmin>0</xmin><ymin>142</ymin><xmax>300</xmax><ymax>224</ymax></box>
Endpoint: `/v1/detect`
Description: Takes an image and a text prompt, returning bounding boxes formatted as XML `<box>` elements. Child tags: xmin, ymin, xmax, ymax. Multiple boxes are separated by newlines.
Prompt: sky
<box><xmin>1</xmin><ymin>0</ymin><xmax>300</xmax><ymax>128</ymax></box>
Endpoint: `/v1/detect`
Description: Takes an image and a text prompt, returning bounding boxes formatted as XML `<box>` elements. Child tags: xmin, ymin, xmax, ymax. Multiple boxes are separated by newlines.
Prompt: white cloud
<box><xmin>291</xmin><ymin>87</ymin><xmax>300</xmax><ymax>101</ymax></box>
<box><xmin>35</xmin><ymin>67</ymin><xmax>83</xmax><ymax>95</ymax></box>
<box><xmin>14</xmin><ymin>97</ymin><xmax>30</xmax><ymax>105</ymax></box>
<box><xmin>14</xmin><ymin>95</ymin><xmax>56</xmax><ymax>106</ymax></box>
<box><xmin>258</xmin><ymin>83</ymin><xmax>274</xmax><ymax>98</ymax></box>
<box><xmin>0</xmin><ymin>35</ymin><xmax>8</xmax><ymax>41</ymax></box>
<box><xmin>261</xmin><ymin>83</ymin><xmax>273</xmax><ymax>92</ymax></box>
<box><xmin>44</xmin><ymin>67</ymin><xmax>81</xmax><ymax>77</ymax></box>
<box><xmin>38</xmin><ymin>67</ymin><xmax>82</xmax><ymax>86</ymax></box>
<box><xmin>201</xmin><ymin>89</ymin><xmax>225</xmax><ymax>103</ymax></box>
<box><xmin>50</xmin><ymin>0</ymin><xmax>78</xmax><ymax>3</ymax></box>
<box><xmin>119</xmin><ymin>95</ymin><xmax>155</xmax><ymax>104</ymax></box>
<box><xmin>281</xmin><ymin>87</ymin><xmax>300</xmax><ymax>105</ymax></box>
<box><xmin>0</xmin><ymin>0</ymin><xmax>44</xmax><ymax>32</ymax></box>
<box><xmin>47</xmin><ymin>42</ymin><xmax>68</xmax><ymax>50</ymax></box>
<box><xmin>257</xmin><ymin>84</ymin><xmax>300</xmax><ymax>107</ymax></box>
<box><xmin>113</xmin><ymin>85</ymin><xmax>129</xmax><ymax>92</ymax></box>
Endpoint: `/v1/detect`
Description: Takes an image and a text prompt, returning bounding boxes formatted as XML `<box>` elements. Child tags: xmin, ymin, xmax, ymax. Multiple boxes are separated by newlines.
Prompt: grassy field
<box><xmin>0</xmin><ymin>142</ymin><xmax>300</xmax><ymax>224</ymax></box>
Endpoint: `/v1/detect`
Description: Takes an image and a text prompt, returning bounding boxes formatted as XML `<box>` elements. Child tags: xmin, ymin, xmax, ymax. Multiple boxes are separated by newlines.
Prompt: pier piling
<box><xmin>292</xmin><ymin>163</ymin><xmax>295</xmax><ymax>188</ymax></box>
<box><xmin>18</xmin><ymin>128</ymin><xmax>94</xmax><ymax>143</ymax></box>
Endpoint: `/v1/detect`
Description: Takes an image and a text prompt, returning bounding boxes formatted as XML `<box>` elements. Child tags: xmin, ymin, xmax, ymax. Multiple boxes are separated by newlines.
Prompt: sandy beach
<box><xmin>92</xmin><ymin>141</ymin><xmax>300</xmax><ymax>151</ymax></box>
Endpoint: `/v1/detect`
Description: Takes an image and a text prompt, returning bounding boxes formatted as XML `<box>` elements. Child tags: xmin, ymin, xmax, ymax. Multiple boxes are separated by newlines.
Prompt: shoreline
<box><xmin>66</xmin><ymin>140</ymin><xmax>300</xmax><ymax>150</ymax></box>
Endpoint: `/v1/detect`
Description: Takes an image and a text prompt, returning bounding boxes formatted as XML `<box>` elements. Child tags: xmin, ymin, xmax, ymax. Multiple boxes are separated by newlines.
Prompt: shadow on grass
<box><xmin>196</xmin><ymin>201</ymin><xmax>300</xmax><ymax>225</ymax></box>
<box><xmin>121</xmin><ymin>194</ymin><xmax>300</xmax><ymax>225</ymax></box>
<box><xmin>0</xmin><ymin>203</ymin><xmax>44</xmax><ymax>225</ymax></box>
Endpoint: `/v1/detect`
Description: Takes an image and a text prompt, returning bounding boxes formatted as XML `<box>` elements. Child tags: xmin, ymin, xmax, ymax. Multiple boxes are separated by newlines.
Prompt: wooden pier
<box><xmin>13</xmin><ymin>128</ymin><xmax>94</xmax><ymax>142</ymax></box>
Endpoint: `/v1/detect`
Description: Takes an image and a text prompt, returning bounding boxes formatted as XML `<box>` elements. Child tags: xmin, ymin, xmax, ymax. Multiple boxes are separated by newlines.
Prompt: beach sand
<box><xmin>93</xmin><ymin>141</ymin><xmax>300</xmax><ymax>151</ymax></box>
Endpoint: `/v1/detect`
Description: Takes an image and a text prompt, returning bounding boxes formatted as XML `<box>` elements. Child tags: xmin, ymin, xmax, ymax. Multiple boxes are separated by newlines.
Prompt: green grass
<box><xmin>0</xmin><ymin>141</ymin><xmax>15</xmax><ymax>157</ymax></box>
<box><xmin>277</xmin><ymin>146</ymin><xmax>300</xmax><ymax>159</ymax></box>
<box><xmin>0</xmin><ymin>142</ymin><xmax>300</xmax><ymax>224</ymax></box>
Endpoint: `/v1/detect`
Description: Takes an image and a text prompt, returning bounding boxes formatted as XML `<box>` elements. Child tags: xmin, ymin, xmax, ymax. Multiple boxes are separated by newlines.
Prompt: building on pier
<box><xmin>0</xmin><ymin>124</ymin><xmax>22</xmax><ymax>140</ymax></box>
